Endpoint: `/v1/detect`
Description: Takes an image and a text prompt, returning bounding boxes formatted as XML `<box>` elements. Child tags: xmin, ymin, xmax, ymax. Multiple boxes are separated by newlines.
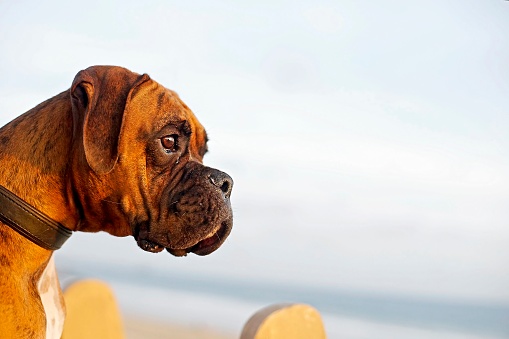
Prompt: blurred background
<box><xmin>1</xmin><ymin>1</ymin><xmax>508</xmax><ymax>338</ymax></box>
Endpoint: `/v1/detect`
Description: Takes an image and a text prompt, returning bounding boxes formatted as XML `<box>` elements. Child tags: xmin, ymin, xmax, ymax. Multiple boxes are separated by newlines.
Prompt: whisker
<box><xmin>101</xmin><ymin>199</ymin><xmax>122</xmax><ymax>205</ymax></box>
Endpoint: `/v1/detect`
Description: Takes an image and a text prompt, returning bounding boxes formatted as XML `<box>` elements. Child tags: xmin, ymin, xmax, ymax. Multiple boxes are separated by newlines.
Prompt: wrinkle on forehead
<box><xmin>130</xmin><ymin>81</ymin><xmax>208</xmax><ymax>160</ymax></box>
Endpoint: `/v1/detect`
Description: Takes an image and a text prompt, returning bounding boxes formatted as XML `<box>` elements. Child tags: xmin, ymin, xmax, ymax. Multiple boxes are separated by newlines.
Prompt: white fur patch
<box><xmin>37</xmin><ymin>255</ymin><xmax>65</xmax><ymax>339</ymax></box>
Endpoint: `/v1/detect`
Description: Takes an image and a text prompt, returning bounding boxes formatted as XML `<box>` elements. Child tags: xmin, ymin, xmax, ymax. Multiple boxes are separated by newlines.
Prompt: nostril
<box><xmin>220</xmin><ymin>180</ymin><xmax>230</xmax><ymax>195</ymax></box>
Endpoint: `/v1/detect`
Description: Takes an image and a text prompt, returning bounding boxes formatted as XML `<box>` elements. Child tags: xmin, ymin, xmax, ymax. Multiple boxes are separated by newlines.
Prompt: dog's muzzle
<box><xmin>135</xmin><ymin>166</ymin><xmax>233</xmax><ymax>256</ymax></box>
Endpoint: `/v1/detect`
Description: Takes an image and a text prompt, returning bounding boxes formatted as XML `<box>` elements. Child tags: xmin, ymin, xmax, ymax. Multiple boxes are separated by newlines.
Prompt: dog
<box><xmin>0</xmin><ymin>66</ymin><xmax>233</xmax><ymax>338</ymax></box>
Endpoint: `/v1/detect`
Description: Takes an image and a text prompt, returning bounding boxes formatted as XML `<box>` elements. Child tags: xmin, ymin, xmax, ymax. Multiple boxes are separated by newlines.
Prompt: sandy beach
<box><xmin>123</xmin><ymin>316</ymin><xmax>236</xmax><ymax>339</ymax></box>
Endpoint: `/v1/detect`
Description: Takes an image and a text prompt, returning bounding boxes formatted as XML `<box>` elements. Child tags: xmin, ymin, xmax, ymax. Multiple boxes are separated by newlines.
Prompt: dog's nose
<box><xmin>208</xmin><ymin>169</ymin><xmax>233</xmax><ymax>198</ymax></box>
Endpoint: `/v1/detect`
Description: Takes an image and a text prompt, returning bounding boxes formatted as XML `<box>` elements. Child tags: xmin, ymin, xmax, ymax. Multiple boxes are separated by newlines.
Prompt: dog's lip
<box><xmin>166</xmin><ymin>220</ymin><xmax>232</xmax><ymax>257</ymax></box>
<box><xmin>191</xmin><ymin>220</ymin><xmax>230</xmax><ymax>255</ymax></box>
<box><xmin>137</xmin><ymin>238</ymin><xmax>165</xmax><ymax>253</ymax></box>
<box><xmin>134</xmin><ymin>224</ymin><xmax>165</xmax><ymax>253</ymax></box>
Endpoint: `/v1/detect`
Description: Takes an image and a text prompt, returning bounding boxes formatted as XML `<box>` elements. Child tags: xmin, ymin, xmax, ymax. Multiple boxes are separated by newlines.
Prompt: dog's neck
<box><xmin>0</xmin><ymin>92</ymin><xmax>74</xmax><ymax>338</ymax></box>
<box><xmin>0</xmin><ymin>91</ymin><xmax>80</xmax><ymax>231</ymax></box>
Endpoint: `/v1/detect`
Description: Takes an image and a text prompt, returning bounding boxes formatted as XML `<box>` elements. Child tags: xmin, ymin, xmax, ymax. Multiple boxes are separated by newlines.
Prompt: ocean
<box><xmin>56</xmin><ymin>252</ymin><xmax>509</xmax><ymax>339</ymax></box>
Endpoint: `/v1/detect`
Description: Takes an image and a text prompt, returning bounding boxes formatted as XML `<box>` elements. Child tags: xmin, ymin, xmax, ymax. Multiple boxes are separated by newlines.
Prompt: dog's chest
<box><xmin>37</xmin><ymin>255</ymin><xmax>65</xmax><ymax>339</ymax></box>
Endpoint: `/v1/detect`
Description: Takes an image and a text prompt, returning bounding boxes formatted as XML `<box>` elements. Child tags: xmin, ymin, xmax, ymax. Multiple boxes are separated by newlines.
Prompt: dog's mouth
<box><xmin>170</xmin><ymin>220</ymin><xmax>232</xmax><ymax>257</ymax></box>
<box><xmin>135</xmin><ymin>220</ymin><xmax>232</xmax><ymax>257</ymax></box>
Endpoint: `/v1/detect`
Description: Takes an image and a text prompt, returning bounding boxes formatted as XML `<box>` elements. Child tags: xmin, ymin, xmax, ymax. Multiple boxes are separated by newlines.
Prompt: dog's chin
<box><xmin>135</xmin><ymin>219</ymin><xmax>232</xmax><ymax>257</ymax></box>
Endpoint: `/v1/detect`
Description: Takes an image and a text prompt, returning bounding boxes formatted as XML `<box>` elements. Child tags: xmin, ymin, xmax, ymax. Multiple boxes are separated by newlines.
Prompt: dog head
<box><xmin>70</xmin><ymin>66</ymin><xmax>233</xmax><ymax>256</ymax></box>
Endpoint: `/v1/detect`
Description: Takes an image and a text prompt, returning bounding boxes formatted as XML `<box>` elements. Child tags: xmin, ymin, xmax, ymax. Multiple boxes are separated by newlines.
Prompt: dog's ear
<box><xmin>71</xmin><ymin>66</ymin><xmax>150</xmax><ymax>174</ymax></box>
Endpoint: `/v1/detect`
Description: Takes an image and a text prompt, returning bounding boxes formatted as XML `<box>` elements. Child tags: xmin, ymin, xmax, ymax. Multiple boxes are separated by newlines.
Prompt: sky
<box><xmin>1</xmin><ymin>0</ymin><xmax>509</xmax><ymax>305</ymax></box>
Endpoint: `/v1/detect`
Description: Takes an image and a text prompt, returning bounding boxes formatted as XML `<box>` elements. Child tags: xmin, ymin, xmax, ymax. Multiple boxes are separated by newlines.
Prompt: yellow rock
<box><xmin>61</xmin><ymin>279</ymin><xmax>125</xmax><ymax>339</ymax></box>
<box><xmin>241</xmin><ymin>304</ymin><xmax>327</xmax><ymax>339</ymax></box>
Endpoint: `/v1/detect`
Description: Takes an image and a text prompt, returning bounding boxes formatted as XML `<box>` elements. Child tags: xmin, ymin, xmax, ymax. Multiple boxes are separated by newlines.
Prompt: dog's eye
<box><xmin>161</xmin><ymin>135</ymin><xmax>178</xmax><ymax>153</ymax></box>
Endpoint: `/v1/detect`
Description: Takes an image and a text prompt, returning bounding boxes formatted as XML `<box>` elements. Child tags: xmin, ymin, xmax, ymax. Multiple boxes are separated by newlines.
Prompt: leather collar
<box><xmin>0</xmin><ymin>185</ymin><xmax>72</xmax><ymax>250</ymax></box>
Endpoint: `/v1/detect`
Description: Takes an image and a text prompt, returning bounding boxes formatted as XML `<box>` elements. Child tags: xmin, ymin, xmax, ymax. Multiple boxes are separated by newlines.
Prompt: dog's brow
<box><xmin>182</xmin><ymin>121</ymin><xmax>192</xmax><ymax>136</ymax></box>
<box><xmin>162</xmin><ymin>120</ymin><xmax>191</xmax><ymax>136</ymax></box>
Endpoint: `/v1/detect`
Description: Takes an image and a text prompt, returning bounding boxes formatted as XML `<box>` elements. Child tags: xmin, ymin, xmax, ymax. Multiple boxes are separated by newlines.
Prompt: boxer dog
<box><xmin>0</xmin><ymin>66</ymin><xmax>233</xmax><ymax>338</ymax></box>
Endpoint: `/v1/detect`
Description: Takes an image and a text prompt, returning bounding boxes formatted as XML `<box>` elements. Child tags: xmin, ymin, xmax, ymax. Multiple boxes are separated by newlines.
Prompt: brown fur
<box><xmin>0</xmin><ymin>66</ymin><xmax>233</xmax><ymax>338</ymax></box>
